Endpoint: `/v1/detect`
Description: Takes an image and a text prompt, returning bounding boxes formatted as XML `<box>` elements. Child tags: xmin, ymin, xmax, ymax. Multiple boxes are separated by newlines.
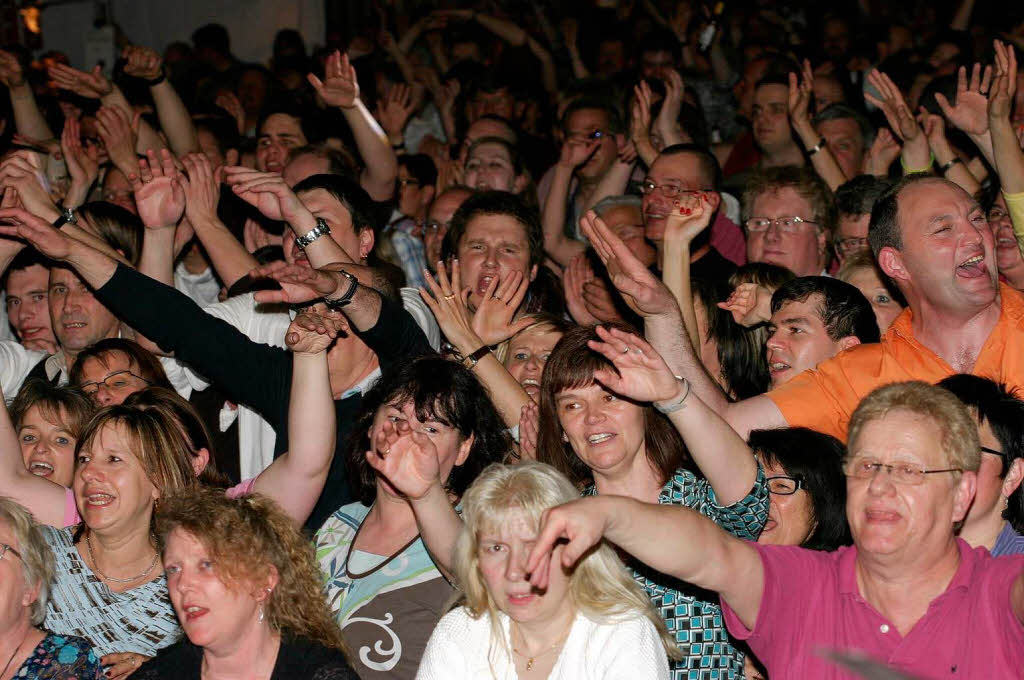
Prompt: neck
<box><xmin>592</xmin><ymin>451</ymin><xmax>664</xmax><ymax>503</ymax></box>
<box><xmin>511</xmin><ymin>602</ymin><xmax>576</xmax><ymax>656</ymax></box>
<box><xmin>327</xmin><ymin>339</ymin><xmax>378</xmax><ymax>398</ymax></box>
<box><xmin>908</xmin><ymin>293</ymin><xmax>1001</xmax><ymax>371</ymax></box>
<box><xmin>0</xmin><ymin>618</ymin><xmax>34</xmax><ymax>676</ymax></box>
<box><xmin>367</xmin><ymin>490</ymin><xmax>418</xmax><ymax>530</ymax></box>
<box><xmin>855</xmin><ymin>536</ymin><xmax>961</xmax><ymax>633</ymax></box>
<box><xmin>202</xmin><ymin>624</ymin><xmax>281</xmax><ymax>680</ymax></box>
<box><xmin>959</xmin><ymin>511</ymin><xmax>1008</xmax><ymax>551</ymax></box>
<box><xmin>761</xmin><ymin>142</ymin><xmax>804</xmax><ymax>168</ymax></box>
<box><xmin>1000</xmin><ymin>263</ymin><xmax>1024</xmax><ymax>290</ymax></box>
<box><xmin>86</xmin><ymin>522</ymin><xmax>157</xmax><ymax>576</ymax></box>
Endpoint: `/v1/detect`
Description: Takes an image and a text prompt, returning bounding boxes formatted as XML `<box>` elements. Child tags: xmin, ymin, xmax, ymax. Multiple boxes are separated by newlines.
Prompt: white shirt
<box><xmin>173</xmin><ymin>261</ymin><xmax>221</xmax><ymax>307</ymax></box>
<box><xmin>416</xmin><ymin>608</ymin><xmax>670</xmax><ymax>680</ymax></box>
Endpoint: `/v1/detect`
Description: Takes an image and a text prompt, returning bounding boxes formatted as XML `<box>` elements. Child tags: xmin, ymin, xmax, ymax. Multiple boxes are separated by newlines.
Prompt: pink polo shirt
<box><xmin>721</xmin><ymin>540</ymin><xmax>1024</xmax><ymax>679</ymax></box>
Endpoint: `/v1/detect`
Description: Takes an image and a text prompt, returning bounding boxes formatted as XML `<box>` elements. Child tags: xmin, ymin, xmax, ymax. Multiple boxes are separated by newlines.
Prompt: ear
<box><xmin>21</xmin><ymin>579</ymin><xmax>40</xmax><ymax>609</ymax></box>
<box><xmin>876</xmin><ymin>246</ymin><xmax>909</xmax><ymax>282</ymax></box>
<box><xmin>225</xmin><ymin>148</ymin><xmax>240</xmax><ymax>167</ymax></box>
<box><xmin>191</xmin><ymin>447</ymin><xmax>210</xmax><ymax>478</ymax></box>
<box><xmin>358</xmin><ymin>228</ymin><xmax>375</xmax><ymax>260</ymax></box>
<box><xmin>1002</xmin><ymin>458</ymin><xmax>1024</xmax><ymax>498</ymax></box>
<box><xmin>952</xmin><ymin>471</ymin><xmax>978</xmax><ymax>523</ymax></box>
<box><xmin>455</xmin><ymin>432</ymin><xmax>475</xmax><ymax>467</ymax></box>
<box><xmin>528</xmin><ymin>263</ymin><xmax>538</xmax><ymax>283</ymax></box>
<box><xmin>255</xmin><ymin>565</ymin><xmax>280</xmax><ymax>601</ymax></box>
<box><xmin>512</xmin><ymin>174</ymin><xmax>529</xmax><ymax>194</ymax></box>
<box><xmin>837</xmin><ymin>336</ymin><xmax>861</xmax><ymax>352</ymax></box>
<box><xmin>705</xmin><ymin>191</ymin><xmax>722</xmax><ymax>213</ymax></box>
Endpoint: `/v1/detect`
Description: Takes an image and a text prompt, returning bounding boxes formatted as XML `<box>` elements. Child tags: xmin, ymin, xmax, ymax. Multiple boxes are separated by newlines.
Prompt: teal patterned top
<box><xmin>585</xmin><ymin>466</ymin><xmax>768</xmax><ymax>680</ymax></box>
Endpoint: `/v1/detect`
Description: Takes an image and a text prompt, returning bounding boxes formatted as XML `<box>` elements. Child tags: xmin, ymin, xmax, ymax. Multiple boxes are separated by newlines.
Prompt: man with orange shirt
<box><xmin>630</xmin><ymin>174</ymin><xmax>1024</xmax><ymax>441</ymax></box>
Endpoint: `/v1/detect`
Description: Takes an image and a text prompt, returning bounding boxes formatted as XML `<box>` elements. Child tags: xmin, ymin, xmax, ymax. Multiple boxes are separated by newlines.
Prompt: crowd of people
<box><xmin>0</xmin><ymin>0</ymin><xmax>1022</xmax><ymax>677</ymax></box>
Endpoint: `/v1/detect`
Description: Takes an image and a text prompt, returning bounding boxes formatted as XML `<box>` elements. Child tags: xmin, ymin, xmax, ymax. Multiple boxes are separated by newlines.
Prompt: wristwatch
<box><xmin>294</xmin><ymin>218</ymin><xmax>331</xmax><ymax>250</ymax></box>
<box><xmin>323</xmin><ymin>270</ymin><xmax>359</xmax><ymax>309</ymax></box>
<box><xmin>462</xmin><ymin>345</ymin><xmax>491</xmax><ymax>369</ymax></box>
<box><xmin>52</xmin><ymin>203</ymin><xmax>78</xmax><ymax>229</ymax></box>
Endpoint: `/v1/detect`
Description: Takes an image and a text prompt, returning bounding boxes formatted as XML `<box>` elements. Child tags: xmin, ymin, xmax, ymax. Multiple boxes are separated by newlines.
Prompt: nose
<box><xmin>481</xmin><ymin>247</ymin><xmax>498</xmax><ymax>269</ymax></box>
<box><xmin>583</xmin><ymin>404</ymin><xmax>605</xmax><ymax>425</ymax></box>
<box><xmin>525</xmin><ymin>355</ymin><xmax>542</xmax><ymax>374</ymax></box>
<box><xmin>78</xmin><ymin>459</ymin><xmax>102</xmax><ymax>482</ymax></box>
<box><xmin>764</xmin><ymin>221</ymin><xmax>783</xmax><ymax>242</ymax></box>
<box><xmin>504</xmin><ymin>546</ymin><xmax>528</xmax><ymax>581</ymax></box>
<box><xmin>765</xmin><ymin>329</ymin><xmax>784</xmax><ymax>352</ymax></box>
<box><xmin>175</xmin><ymin>566</ymin><xmax>195</xmax><ymax>594</ymax></box>
<box><xmin>866</xmin><ymin>465</ymin><xmax>896</xmax><ymax>495</ymax></box>
<box><xmin>95</xmin><ymin>384</ymin><xmax>115</xmax><ymax>406</ymax></box>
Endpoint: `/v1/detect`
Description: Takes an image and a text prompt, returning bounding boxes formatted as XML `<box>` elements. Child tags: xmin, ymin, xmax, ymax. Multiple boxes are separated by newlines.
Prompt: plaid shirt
<box><xmin>585</xmin><ymin>466</ymin><xmax>768</xmax><ymax>680</ymax></box>
<box><xmin>385</xmin><ymin>216</ymin><xmax>429</xmax><ymax>290</ymax></box>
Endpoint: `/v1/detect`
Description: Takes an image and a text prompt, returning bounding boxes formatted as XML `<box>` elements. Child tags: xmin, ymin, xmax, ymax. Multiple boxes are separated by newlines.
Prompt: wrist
<box><xmin>289</xmin><ymin>210</ymin><xmax>318</xmax><ymax>236</ymax></box>
<box><xmin>409</xmin><ymin>478</ymin><xmax>447</xmax><ymax>505</ymax></box>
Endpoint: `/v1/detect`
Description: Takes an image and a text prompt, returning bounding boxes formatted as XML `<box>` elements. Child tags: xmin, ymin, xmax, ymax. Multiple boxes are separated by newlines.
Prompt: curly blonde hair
<box><xmin>155</xmin><ymin>488</ymin><xmax>349</xmax><ymax>655</ymax></box>
<box><xmin>453</xmin><ymin>462</ymin><xmax>682</xmax><ymax>669</ymax></box>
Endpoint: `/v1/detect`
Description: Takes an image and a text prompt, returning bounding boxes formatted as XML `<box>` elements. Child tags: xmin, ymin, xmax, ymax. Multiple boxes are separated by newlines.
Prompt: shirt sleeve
<box><xmin>690</xmin><ymin>466</ymin><xmax>769</xmax><ymax>540</ymax></box>
<box><xmin>764</xmin><ymin>362</ymin><xmax>855</xmax><ymax>441</ymax></box>
<box><xmin>1003</xmin><ymin>191</ymin><xmax>1024</xmax><ymax>253</ymax></box>
<box><xmin>0</xmin><ymin>341</ymin><xmax>47</xmax><ymax>398</ymax></box>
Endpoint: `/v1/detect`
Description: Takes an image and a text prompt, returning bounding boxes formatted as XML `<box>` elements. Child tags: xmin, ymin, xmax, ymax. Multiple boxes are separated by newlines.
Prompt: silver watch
<box><xmin>294</xmin><ymin>218</ymin><xmax>331</xmax><ymax>250</ymax></box>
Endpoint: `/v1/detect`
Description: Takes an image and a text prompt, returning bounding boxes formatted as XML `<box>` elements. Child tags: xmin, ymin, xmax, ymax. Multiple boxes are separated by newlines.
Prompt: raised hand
<box><xmin>48</xmin><ymin>63</ymin><xmax>112</xmax><ymax>99</ymax></box>
<box><xmin>526</xmin><ymin>496</ymin><xmax>610</xmax><ymax>589</ymax></box>
<box><xmin>581</xmin><ymin>276</ymin><xmax>625</xmax><ymax>323</ymax></box>
<box><xmin>131</xmin><ymin>149</ymin><xmax>185</xmax><ymax>229</ymax></box>
<box><xmin>990</xmin><ymin>41</ymin><xmax>1018</xmax><ymax>123</ymax></box>
<box><xmin>0</xmin><ymin>151</ymin><xmax>59</xmax><ymax>220</ymax></box>
<box><xmin>563</xmin><ymin>253</ymin><xmax>601</xmax><ymax>325</ymax></box>
<box><xmin>222</xmin><ymin>166</ymin><xmax>313</xmax><ymax>225</ymax></box>
<box><xmin>376</xmin><ymin>83</ymin><xmax>416</xmax><ymax>142</ymax></box>
<box><xmin>788</xmin><ymin>59</ymin><xmax>815</xmax><ymax>130</ymax></box>
<box><xmin>0</xmin><ymin>208</ymin><xmax>74</xmax><ymax>260</ymax></box>
<box><xmin>558</xmin><ymin>135</ymin><xmax>600</xmax><ymax>170</ymax></box>
<box><xmin>365</xmin><ymin>418</ymin><xmax>443</xmax><ymax>500</ymax></box>
<box><xmin>519</xmin><ymin>401</ymin><xmax>539</xmax><ymax>459</ymax></box>
<box><xmin>0</xmin><ymin>50</ymin><xmax>25</xmax><ymax>88</ymax></box>
<box><xmin>308</xmin><ymin>50</ymin><xmax>359</xmax><ymax>109</ymax></box>
<box><xmin>579</xmin><ymin>210</ymin><xmax>678</xmax><ymax>317</ymax></box>
<box><xmin>654</xmin><ymin>68</ymin><xmax>684</xmax><ymax>143</ymax></box>
<box><xmin>861</xmin><ymin>127</ymin><xmax>901</xmax><ymax>176</ymax></box>
<box><xmin>471</xmin><ymin>270</ymin><xmax>534</xmax><ymax>345</ymax></box>
<box><xmin>865</xmin><ymin>70</ymin><xmax>924</xmax><ymax>142</ymax></box>
<box><xmin>249</xmin><ymin>261</ymin><xmax>342</xmax><ymax>305</ymax></box>
<box><xmin>419</xmin><ymin>260</ymin><xmax>488</xmax><ymax>354</ymax></box>
<box><xmin>717</xmin><ymin>282</ymin><xmax>772</xmax><ymax>327</ymax></box>
<box><xmin>587</xmin><ymin>326</ymin><xmax>681</xmax><ymax>403</ymax></box>
<box><xmin>180</xmin><ymin>153</ymin><xmax>221</xmax><ymax>225</ymax></box>
<box><xmin>121</xmin><ymin>45</ymin><xmax>163</xmax><ymax>81</ymax></box>
<box><xmin>664</xmin><ymin>191</ymin><xmax>712</xmax><ymax>243</ymax></box>
<box><xmin>61</xmin><ymin>117</ymin><xmax>100</xmax><ymax>195</ymax></box>
<box><xmin>95</xmin><ymin>105</ymin><xmax>140</xmax><ymax>175</ymax></box>
<box><xmin>934</xmin><ymin>63</ymin><xmax>993</xmax><ymax>136</ymax></box>
<box><xmin>215</xmin><ymin>91</ymin><xmax>247</xmax><ymax>135</ymax></box>
<box><xmin>285</xmin><ymin>306</ymin><xmax>347</xmax><ymax>354</ymax></box>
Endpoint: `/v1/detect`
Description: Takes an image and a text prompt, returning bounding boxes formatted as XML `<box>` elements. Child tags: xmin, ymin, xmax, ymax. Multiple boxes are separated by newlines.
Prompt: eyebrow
<box><xmin>779</xmin><ymin>316</ymin><xmax>811</xmax><ymax>326</ymax></box>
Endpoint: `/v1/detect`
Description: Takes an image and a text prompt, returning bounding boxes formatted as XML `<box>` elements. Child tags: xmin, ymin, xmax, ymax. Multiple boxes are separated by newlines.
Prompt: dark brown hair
<box><xmin>69</xmin><ymin>338</ymin><xmax>173</xmax><ymax>389</ymax></box>
<box><xmin>10</xmin><ymin>377</ymin><xmax>94</xmax><ymax>438</ymax></box>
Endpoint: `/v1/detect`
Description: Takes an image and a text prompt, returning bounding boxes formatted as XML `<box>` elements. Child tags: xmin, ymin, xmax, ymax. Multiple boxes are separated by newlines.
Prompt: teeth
<box><xmin>770</xmin><ymin>363</ymin><xmax>790</xmax><ymax>370</ymax></box>
<box><xmin>186</xmin><ymin>606</ymin><xmax>203</xmax><ymax>613</ymax></box>
<box><xmin>29</xmin><ymin>462</ymin><xmax>53</xmax><ymax>475</ymax></box>
<box><xmin>960</xmin><ymin>255</ymin><xmax>983</xmax><ymax>267</ymax></box>
<box><xmin>86</xmin><ymin>493</ymin><xmax>113</xmax><ymax>505</ymax></box>
<box><xmin>64</xmin><ymin>322</ymin><xmax>85</xmax><ymax>328</ymax></box>
<box><xmin>588</xmin><ymin>433</ymin><xmax>614</xmax><ymax>444</ymax></box>
<box><xmin>521</xmin><ymin>378</ymin><xmax>540</xmax><ymax>387</ymax></box>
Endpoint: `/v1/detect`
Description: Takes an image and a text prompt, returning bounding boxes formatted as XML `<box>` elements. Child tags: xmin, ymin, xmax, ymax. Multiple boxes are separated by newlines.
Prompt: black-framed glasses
<box><xmin>0</xmin><ymin>543</ymin><xmax>21</xmax><ymax>561</ymax></box>
<box><xmin>767</xmin><ymin>475</ymin><xmax>805</xmax><ymax>495</ymax></box>
<box><xmin>981</xmin><ymin>446</ymin><xmax>1006</xmax><ymax>459</ymax></box>
<box><xmin>745</xmin><ymin>216</ymin><xmax>819</xmax><ymax>233</ymax></box>
<box><xmin>987</xmin><ymin>207</ymin><xmax>1009</xmax><ymax>221</ymax></box>
<box><xmin>842</xmin><ymin>459</ymin><xmax>962</xmax><ymax>485</ymax></box>
<box><xmin>837</xmin><ymin>237</ymin><xmax>869</xmax><ymax>254</ymax></box>
<box><xmin>638</xmin><ymin>180</ymin><xmax>711</xmax><ymax>199</ymax></box>
<box><xmin>79</xmin><ymin>370</ymin><xmax>151</xmax><ymax>396</ymax></box>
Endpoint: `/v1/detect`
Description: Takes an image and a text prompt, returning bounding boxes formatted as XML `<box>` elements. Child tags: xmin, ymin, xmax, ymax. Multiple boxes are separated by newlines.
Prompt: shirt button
<box><xmin>879</xmin><ymin>624</ymin><xmax>890</xmax><ymax>634</ymax></box>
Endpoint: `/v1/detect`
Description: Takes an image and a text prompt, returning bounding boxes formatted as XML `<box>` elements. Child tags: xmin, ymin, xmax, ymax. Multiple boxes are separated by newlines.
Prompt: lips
<box><xmin>28</xmin><ymin>460</ymin><xmax>53</xmax><ymax>478</ymax></box>
<box><xmin>182</xmin><ymin>604</ymin><xmax>209</xmax><ymax>622</ymax></box>
<box><xmin>586</xmin><ymin>432</ymin><xmax>615</xmax><ymax>445</ymax></box>
<box><xmin>19</xmin><ymin>326</ymin><xmax>46</xmax><ymax>339</ymax></box>
<box><xmin>61</xmin><ymin>320</ymin><xmax>87</xmax><ymax>332</ymax></box>
<box><xmin>476</xmin><ymin>274</ymin><xmax>496</xmax><ymax>297</ymax></box>
<box><xmin>521</xmin><ymin>378</ymin><xmax>540</xmax><ymax>397</ymax></box>
<box><xmin>265</xmin><ymin>161</ymin><xmax>283</xmax><ymax>174</ymax></box>
<box><xmin>865</xmin><ymin>507</ymin><xmax>901</xmax><ymax>523</ymax></box>
<box><xmin>956</xmin><ymin>253</ymin><xmax>987</xmax><ymax>279</ymax></box>
<box><xmin>506</xmin><ymin>592</ymin><xmax>536</xmax><ymax>607</ymax></box>
<box><xmin>82</xmin><ymin>487</ymin><xmax>116</xmax><ymax>508</ymax></box>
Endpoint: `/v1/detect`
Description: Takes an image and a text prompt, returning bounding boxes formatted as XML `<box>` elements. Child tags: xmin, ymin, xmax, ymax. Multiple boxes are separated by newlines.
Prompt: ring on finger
<box><xmin>443</xmin><ymin>293</ymin><xmax>456</xmax><ymax>300</ymax></box>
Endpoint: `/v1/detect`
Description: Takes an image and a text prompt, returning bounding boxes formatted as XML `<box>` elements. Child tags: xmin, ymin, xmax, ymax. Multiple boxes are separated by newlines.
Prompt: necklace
<box><xmin>0</xmin><ymin>628</ymin><xmax>29</xmax><ymax>679</ymax></box>
<box><xmin>511</xmin><ymin>621</ymin><xmax>573</xmax><ymax>671</ymax></box>
<box><xmin>86</xmin><ymin>531</ymin><xmax>159</xmax><ymax>584</ymax></box>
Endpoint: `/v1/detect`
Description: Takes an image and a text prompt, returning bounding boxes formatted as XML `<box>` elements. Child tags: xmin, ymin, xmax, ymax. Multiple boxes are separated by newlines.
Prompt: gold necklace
<box><xmin>511</xmin><ymin>621</ymin><xmax>572</xmax><ymax>671</ymax></box>
<box><xmin>86</xmin><ymin>531</ymin><xmax>159</xmax><ymax>584</ymax></box>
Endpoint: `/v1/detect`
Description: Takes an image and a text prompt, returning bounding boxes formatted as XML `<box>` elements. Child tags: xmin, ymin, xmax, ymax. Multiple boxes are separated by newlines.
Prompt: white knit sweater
<box><xmin>415</xmin><ymin>607</ymin><xmax>671</xmax><ymax>680</ymax></box>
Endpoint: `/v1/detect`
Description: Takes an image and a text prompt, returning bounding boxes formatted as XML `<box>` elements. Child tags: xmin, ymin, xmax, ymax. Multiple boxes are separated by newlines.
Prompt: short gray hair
<box><xmin>0</xmin><ymin>497</ymin><xmax>55</xmax><ymax>625</ymax></box>
<box><xmin>813</xmin><ymin>103</ymin><xmax>876</xmax><ymax>147</ymax></box>
<box><xmin>592</xmin><ymin>194</ymin><xmax>642</xmax><ymax>218</ymax></box>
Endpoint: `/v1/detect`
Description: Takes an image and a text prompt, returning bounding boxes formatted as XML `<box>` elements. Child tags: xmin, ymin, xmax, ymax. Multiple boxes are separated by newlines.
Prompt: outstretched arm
<box><xmin>122</xmin><ymin>45</ymin><xmax>199</xmax><ymax>155</ymax></box>
<box><xmin>541</xmin><ymin>138</ymin><xmax>596</xmax><ymax>266</ymax></box>
<box><xmin>789</xmin><ymin>62</ymin><xmax>847</xmax><ymax>191</ymax></box>
<box><xmin>0</xmin><ymin>51</ymin><xmax>54</xmax><ymax>142</ymax></box>
<box><xmin>253</xmin><ymin>308</ymin><xmax>340</xmax><ymax>526</ymax></box>
<box><xmin>527</xmin><ymin>494</ymin><xmax>765</xmax><ymax>629</ymax></box>
<box><xmin>661</xmin><ymin>194</ymin><xmax>714</xmax><ymax>351</ymax></box>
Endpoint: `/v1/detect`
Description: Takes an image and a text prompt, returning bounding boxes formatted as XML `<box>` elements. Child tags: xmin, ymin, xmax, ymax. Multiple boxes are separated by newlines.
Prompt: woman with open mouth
<box><xmin>10</xmin><ymin>377</ymin><xmax>93</xmax><ymax>487</ymax></box>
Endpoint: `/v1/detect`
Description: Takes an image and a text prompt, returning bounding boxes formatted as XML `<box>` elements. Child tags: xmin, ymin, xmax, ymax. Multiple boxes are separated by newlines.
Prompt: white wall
<box><xmin>39</xmin><ymin>0</ymin><xmax>324</xmax><ymax>68</ymax></box>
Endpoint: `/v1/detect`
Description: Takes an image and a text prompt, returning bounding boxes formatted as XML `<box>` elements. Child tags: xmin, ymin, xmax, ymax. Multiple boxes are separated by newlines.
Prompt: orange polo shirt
<box><xmin>767</xmin><ymin>283</ymin><xmax>1024</xmax><ymax>441</ymax></box>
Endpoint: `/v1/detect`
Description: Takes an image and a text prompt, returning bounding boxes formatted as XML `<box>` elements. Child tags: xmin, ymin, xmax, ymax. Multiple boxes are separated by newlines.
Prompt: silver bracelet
<box><xmin>653</xmin><ymin>377</ymin><xmax>690</xmax><ymax>414</ymax></box>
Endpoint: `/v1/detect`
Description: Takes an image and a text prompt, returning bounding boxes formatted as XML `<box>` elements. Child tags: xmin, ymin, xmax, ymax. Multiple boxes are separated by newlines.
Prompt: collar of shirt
<box><xmin>838</xmin><ymin>537</ymin><xmax>976</xmax><ymax>601</ymax></box>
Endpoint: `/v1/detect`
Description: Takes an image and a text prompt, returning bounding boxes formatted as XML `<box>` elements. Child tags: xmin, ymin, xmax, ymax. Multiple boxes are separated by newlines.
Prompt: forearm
<box><xmin>150</xmin><ymin>81</ymin><xmax>199</xmax><ymax>155</ymax></box>
<box><xmin>991</xmin><ymin>118</ymin><xmax>1024</xmax><ymax>194</ymax></box>
<box><xmin>968</xmin><ymin>131</ymin><xmax>995</xmax><ymax>165</ymax></box>
<box><xmin>900</xmin><ymin>137</ymin><xmax>932</xmax><ymax>174</ymax></box>
<box><xmin>526</xmin><ymin>37</ymin><xmax>558</xmax><ymax>96</ymax></box>
<box><xmin>666</xmin><ymin>388</ymin><xmax>759</xmax><ymax>505</ymax></box>
<box><xmin>662</xmin><ymin>239</ymin><xmax>700</xmax><ymax>350</ymax></box>
<box><xmin>343</xmin><ymin>101</ymin><xmax>399</xmax><ymax>201</ymax></box>
<box><xmin>137</xmin><ymin>227</ymin><xmax>176</xmax><ymax>287</ymax></box>
<box><xmin>410</xmin><ymin>482</ymin><xmax>463</xmax><ymax>580</ymax></box>
<box><xmin>9</xmin><ymin>84</ymin><xmax>54</xmax><ymax>141</ymax></box>
<box><xmin>934</xmin><ymin>150</ymin><xmax>980</xmax><ymax>194</ymax></box>
<box><xmin>950</xmin><ymin>0</ymin><xmax>975</xmax><ymax>30</ymax></box>
<box><xmin>645</xmin><ymin>309</ymin><xmax>731</xmax><ymax>413</ymax></box>
<box><xmin>64</xmin><ymin>178</ymin><xmax>95</xmax><ymax>209</ymax></box>
<box><xmin>192</xmin><ymin>216</ymin><xmax>259</xmax><ymax>288</ymax></box>
<box><xmin>541</xmin><ymin>166</ymin><xmax>585</xmax><ymax>266</ymax></box>
<box><xmin>0</xmin><ymin>385</ymin><xmax>65</xmax><ymax>527</ymax></box>
<box><xmin>63</xmin><ymin>236</ymin><xmax>120</xmax><ymax>289</ymax></box>
<box><xmin>469</xmin><ymin>356</ymin><xmax>532</xmax><ymax>429</ymax></box>
<box><xmin>584</xmin><ymin>162</ymin><xmax>633</xmax><ymax>212</ymax></box>
<box><xmin>255</xmin><ymin>349</ymin><xmax>334</xmax><ymax>526</ymax></box>
<box><xmin>476</xmin><ymin>13</ymin><xmax>528</xmax><ymax>46</ymax></box>
<box><xmin>795</xmin><ymin>123</ymin><xmax>846</xmax><ymax>191</ymax></box>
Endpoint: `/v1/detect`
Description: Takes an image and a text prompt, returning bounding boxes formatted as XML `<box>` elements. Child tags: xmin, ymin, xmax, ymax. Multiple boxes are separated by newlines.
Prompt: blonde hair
<box><xmin>156</xmin><ymin>488</ymin><xmax>350</xmax><ymax>655</ymax></box>
<box><xmin>494</xmin><ymin>313</ymin><xmax>572</xmax><ymax>365</ymax></box>
<box><xmin>848</xmin><ymin>381</ymin><xmax>981</xmax><ymax>473</ymax></box>
<box><xmin>453</xmin><ymin>462</ymin><xmax>682</xmax><ymax>670</ymax></box>
<box><xmin>0</xmin><ymin>497</ymin><xmax>55</xmax><ymax>625</ymax></box>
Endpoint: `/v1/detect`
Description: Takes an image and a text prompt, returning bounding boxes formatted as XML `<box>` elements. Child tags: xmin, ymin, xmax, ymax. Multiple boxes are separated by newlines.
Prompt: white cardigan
<box><xmin>415</xmin><ymin>607</ymin><xmax>670</xmax><ymax>680</ymax></box>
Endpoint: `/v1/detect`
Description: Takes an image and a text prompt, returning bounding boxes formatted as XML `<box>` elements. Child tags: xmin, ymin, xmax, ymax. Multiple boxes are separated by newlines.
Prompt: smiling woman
<box><xmin>10</xmin><ymin>378</ymin><xmax>94</xmax><ymax>487</ymax></box>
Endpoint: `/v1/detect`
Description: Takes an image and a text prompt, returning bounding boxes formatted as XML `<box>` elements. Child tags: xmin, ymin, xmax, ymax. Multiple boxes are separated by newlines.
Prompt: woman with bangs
<box><xmin>417</xmin><ymin>462</ymin><xmax>676</xmax><ymax>679</ymax></box>
<box><xmin>10</xmin><ymin>377</ymin><xmax>94</xmax><ymax>487</ymax></box>
<box><xmin>314</xmin><ymin>356</ymin><xmax>509</xmax><ymax>680</ymax></box>
<box><xmin>533</xmin><ymin>324</ymin><xmax>768</xmax><ymax>678</ymax></box>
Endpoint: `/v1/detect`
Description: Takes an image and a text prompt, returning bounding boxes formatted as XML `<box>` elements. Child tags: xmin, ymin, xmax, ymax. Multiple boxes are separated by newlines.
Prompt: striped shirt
<box><xmin>41</xmin><ymin>526</ymin><xmax>180</xmax><ymax>657</ymax></box>
<box><xmin>992</xmin><ymin>521</ymin><xmax>1024</xmax><ymax>557</ymax></box>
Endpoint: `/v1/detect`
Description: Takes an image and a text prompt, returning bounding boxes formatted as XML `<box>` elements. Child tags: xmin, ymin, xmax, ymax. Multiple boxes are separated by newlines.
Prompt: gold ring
<box><xmin>443</xmin><ymin>293</ymin><xmax>456</xmax><ymax>300</ymax></box>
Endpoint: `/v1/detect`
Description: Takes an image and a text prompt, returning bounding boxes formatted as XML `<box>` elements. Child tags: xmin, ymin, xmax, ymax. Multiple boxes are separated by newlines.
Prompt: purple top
<box><xmin>992</xmin><ymin>522</ymin><xmax>1024</xmax><ymax>557</ymax></box>
<box><xmin>721</xmin><ymin>539</ymin><xmax>1024</xmax><ymax>679</ymax></box>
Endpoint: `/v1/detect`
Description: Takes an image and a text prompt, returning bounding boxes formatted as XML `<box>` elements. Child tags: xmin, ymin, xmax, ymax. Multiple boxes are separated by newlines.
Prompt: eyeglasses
<box><xmin>639</xmin><ymin>180</ymin><xmax>711</xmax><ymax>199</ymax></box>
<box><xmin>767</xmin><ymin>475</ymin><xmax>805</xmax><ymax>495</ymax></box>
<box><xmin>981</xmin><ymin>446</ymin><xmax>1006</xmax><ymax>459</ymax></box>
<box><xmin>837</xmin><ymin>237</ymin><xmax>869</xmax><ymax>254</ymax></box>
<box><xmin>0</xmin><ymin>543</ymin><xmax>21</xmax><ymax>562</ymax></box>
<box><xmin>842</xmin><ymin>459</ymin><xmax>962</xmax><ymax>485</ymax></box>
<box><xmin>424</xmin><ymin>219</ymin><xmax>451</xmax><ymax>233</ymax></box>
<box><xmin>397</xmin><ymin>178</ymin><xmax>421</xmax><ymax>188</ymax></box>
<box><xmin>745</xmin><ymin>216</ymin><xmax>819</xmax><ymax>233</ymax></box>
<box><xmin>987</xmin><ymin>208</ymin><xmax>1008</xmax><ymax>221</ymax></box>
<box><xmin>79</xmin><ymin>370</ymin><xmax>151</xmax><ymax>396</ymax></box>
<box><xmin>568</xmin><ymin>129</ymin><xmax>610</xmax><ymax>142</ymax></box>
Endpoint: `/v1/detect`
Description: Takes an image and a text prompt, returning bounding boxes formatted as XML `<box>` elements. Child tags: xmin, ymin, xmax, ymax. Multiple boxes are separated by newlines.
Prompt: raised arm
<box><xmin>934</xmin><ymin>62</ymin><xmax>997</xmax><ymax>165</ymax></box>
<box><xmin>253</xmin><ymin>307</ymin><xmax>339</xmax><ymax>526</ymax></box>
<box><xmin>866</xmin><ymin>69</ymin><xmax>932</xmax><ymax>173</ymax></box>
<box><xmin>989</xmin><ymin>44</ymin><xmax>1024</xmax><ymax>201</ymax></box>
<box><xmin>308</xmin><ymin>51</ymin><xmax>398</xmax><ymax>201</ymax></box>
<box><xmin>0</xmin><ymin>383</ymin><xmax>67</xmax><ymax>528</ymax></box>
<box><xmin>541</xmin><ymin>139</ymin><xmax>596</xmax><ymax>266</ymax></box>
<box><xmin>919</xmin><ymin>110</ymin><xmax>980</xmax><ymax>194</ymax></box>
<box><xmin>134</xmin><ymin>149</ymin><xmax>187</xmax><ymax>288</ymax></box>
<box><xmin>122</xmin><ymin>45</ymin><xmax>199</xmax><ymax>155</ymax></box>
<box><xmin>580</xmin><ymin>210</ymin><xmax>786</xmax><ymax>437</ymax></box>
<box><xmin>789</xmin><ymin>62</ymin><xmax>847</xmax><ymax>191</ymax></box>
<box><xmin>60</xmin><ymin>117</ymin><xmax>100</xmax><ymax>209</ymax></box>
<box><xmin>526</xmin><ymin>494</ymin><xmax>765</xmax><ymax>630</ymax></box>
<box><xmin>661</xmin><ymin>195</ymin><xmax>714</xmax><ymax>350</ymax></box>
<box><xmin>0</xmin><ymin>51</ymin><xmax>54</xmax><ymax>142</ymax></box>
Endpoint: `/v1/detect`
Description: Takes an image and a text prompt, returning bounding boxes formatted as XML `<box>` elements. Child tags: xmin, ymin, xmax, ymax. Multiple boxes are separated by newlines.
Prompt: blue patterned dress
<box><xmin>14</xmin><ymin>633</ymin><xmax>103</xmax><ymax>679</ymax></box>
<box><xmin>584</xmin><ymin>467</ymin><xmax>768</xmax><ymax>680</ymax></box>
